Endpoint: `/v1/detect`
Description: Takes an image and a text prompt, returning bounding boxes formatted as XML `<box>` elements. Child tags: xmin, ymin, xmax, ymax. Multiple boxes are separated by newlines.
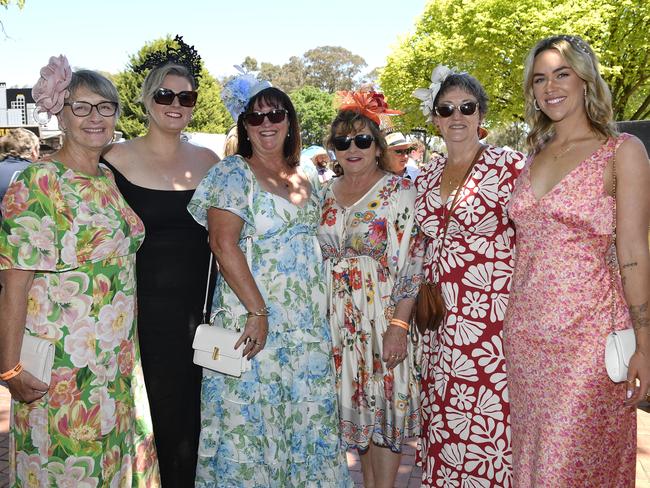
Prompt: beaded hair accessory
<box><xmin>333</xmin><ymin>90</ymin><xmax>402</xmax><ymax>126</ymax></box>
<box><xmin>132</xmin><ymin>35</ymin><xmax>203</xmax><ymax>87</ymax></box>
<box><xmin>412</xmin><ymin>64</ymin><xmax>454</xmax><ymax>121</ymax></box>
<box><xmin>557</xmin><ymin>35</ymin><xmax>591</xmax><ymax>55</ymax></box>
<box><xmin>221</xmin><ymin>66</ymin><xmax>272</xmax><ymax>122</ymax></box>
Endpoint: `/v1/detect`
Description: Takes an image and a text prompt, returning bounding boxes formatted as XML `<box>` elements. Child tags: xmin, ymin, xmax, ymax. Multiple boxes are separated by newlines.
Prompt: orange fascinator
<box><xmin>334</xmin><ymin>90</ymin><xmax>402</xmax><ymax>126</ymax></box>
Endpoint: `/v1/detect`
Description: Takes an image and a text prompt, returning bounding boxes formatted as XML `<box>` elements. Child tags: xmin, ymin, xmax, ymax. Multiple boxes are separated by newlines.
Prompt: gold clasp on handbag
<box><xmin>212</xmin><ymin>347</ymin><xmax>220</xmax><ymax>360</ymax></box>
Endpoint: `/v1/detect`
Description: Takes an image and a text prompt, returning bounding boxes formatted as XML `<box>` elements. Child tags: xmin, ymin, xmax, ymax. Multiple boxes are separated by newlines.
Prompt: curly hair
<box><xmin>523</xmin><ymin>35</ymin><xmax>618</xmax><ymax>154</ymax></box>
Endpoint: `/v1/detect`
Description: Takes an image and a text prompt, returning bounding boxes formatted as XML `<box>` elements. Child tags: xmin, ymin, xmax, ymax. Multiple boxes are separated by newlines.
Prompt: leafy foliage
<box><xmin>245</xmin><ymin>46</ymin><xmax>367</xmax><ymax>94</ymax></box>
<box><xmin>380</xmin><ymin>0</ymin><xmax>650</xmax><ymax>142</ymax></box>
<box><xmin>114</xmin><ymin>36</ymin><xmax>230</xmax><ymax>138</ymax></box>
<box><xmin>290</xmin><ymin>86</ymin><xmax>336</xmax><ymax>147</ymax></box>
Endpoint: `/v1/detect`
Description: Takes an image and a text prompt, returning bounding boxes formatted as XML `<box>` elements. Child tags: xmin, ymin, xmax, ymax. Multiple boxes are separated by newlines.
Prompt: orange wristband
<box><xmin>389</xmin><ymin>319</ymin><xmax>409</xmax><ymax>331</ymax></box>
<box><xmin>0</xmin><ymin>363</ymin><xmax>23</xmax><ymax>381</ymax></box>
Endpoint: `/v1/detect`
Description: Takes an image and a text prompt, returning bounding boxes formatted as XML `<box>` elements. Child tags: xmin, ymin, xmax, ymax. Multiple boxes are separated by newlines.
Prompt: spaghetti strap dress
<box><xmin>103</xmin><ymin>159</ymin><xmax>211</xmax><ymax>488</ymax></box>
<box><xmin>503</xmin><ymin>134</ymin><xmax>636</xmax><ymax>487</ymax></box>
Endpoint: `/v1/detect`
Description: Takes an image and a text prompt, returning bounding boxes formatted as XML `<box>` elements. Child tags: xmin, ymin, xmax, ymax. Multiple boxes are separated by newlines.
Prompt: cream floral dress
<box><xmin>317</xmin><ymin>173</ymin><xmax>423</xmax><ymax>453</ymax></box>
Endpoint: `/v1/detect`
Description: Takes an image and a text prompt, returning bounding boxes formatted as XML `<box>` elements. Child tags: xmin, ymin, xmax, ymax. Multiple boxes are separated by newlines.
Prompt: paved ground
<box><xmin>1</xmin><ymin>384</ymin><xmax>648</xmax><ymax>487</ymax></box>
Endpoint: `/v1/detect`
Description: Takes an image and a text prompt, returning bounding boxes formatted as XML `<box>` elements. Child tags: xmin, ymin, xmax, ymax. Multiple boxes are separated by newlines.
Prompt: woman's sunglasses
<box><xmin>153</xmin><ymin>88</ymin><xmax>198</xmax><ymax>107</ymax></box>
<box><xmin>332</xmin><ymin>134</ymin><xmax>374</xmax><ymax>151</ymax></box>
<box><xmin>243</xmin><ymin>109</ymin><xmax>288</xmax><ymax>126</ymax></box>
<box><xmin>434</xmin><ymin>101</ymin><xmax>479</xmax><ymax>118</ymax></box>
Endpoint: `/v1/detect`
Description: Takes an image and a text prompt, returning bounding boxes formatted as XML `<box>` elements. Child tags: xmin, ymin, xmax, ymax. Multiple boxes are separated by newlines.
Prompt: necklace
<box><xmin>553</xmin><ymin>142</ymin><xmax>577</xmax><ymax>161</ymax></box>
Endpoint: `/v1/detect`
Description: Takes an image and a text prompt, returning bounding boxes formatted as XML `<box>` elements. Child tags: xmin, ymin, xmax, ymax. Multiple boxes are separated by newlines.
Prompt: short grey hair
<box><xmin>67</xmin><ymin>70</ymin><xmax>121</xmax><ymax>117</ymax></box>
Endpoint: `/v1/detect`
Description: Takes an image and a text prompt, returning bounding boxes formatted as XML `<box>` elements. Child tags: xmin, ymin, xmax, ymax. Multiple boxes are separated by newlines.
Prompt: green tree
<box><xmin>114</xmin><ymin>36</ymin><xmax>230</xmax><ymax>139</ymax></box>
<box><xmin>260</xmin><ymin>56</ymin><xmax>305</xmax><ymax>93</ymax></box>
<box><xmin>380</xmin><ymin>0</ymin><xmax>650</xmax><ymax>139</ymax></box>
<box><xmin>303</xmin><ymin>46</ymin><xmax>367</xmax><ymax>93</ymax></box>
<box><xmin>290</xmin><ymin>86</ymin><xmax>336</xmax><ymax>147</ymax></box>
<box><xmin>1</xmin><ymin>0</ymin><xmax>25</xmax><ymax>7</ymax></box>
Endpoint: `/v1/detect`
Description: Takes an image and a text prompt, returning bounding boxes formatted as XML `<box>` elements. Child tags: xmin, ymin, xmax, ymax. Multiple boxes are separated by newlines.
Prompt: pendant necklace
<box><xmin>553</xmin><ymin>142</ymin><xmax>577</xmax><ymax>161</ymax></box>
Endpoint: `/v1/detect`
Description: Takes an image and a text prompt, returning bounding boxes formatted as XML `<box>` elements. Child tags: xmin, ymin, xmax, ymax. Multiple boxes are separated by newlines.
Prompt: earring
<box><xmin>533</xmin><ymin>99</ymin><xmax>541</xmax><ymax>111</ymax></box>
<box><xmin>583</xmin><ymin>85</ymin><xmax>588</xmax><ymax>97</ymax></box>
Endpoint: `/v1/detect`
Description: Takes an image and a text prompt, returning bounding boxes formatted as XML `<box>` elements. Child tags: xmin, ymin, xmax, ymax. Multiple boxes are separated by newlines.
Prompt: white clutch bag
<box><xmin>192</xmin><ymin>323</ymin><xmax>250</xmax><ymax>377</ymax></box>
<box><xmin>604</xmin><ymin>328</ymin><xmax>635</xmax><ymax>383</ymax></box>
<box><xmin>21</xmin><ymin>333</ymin><xmax>54</xmax><ymax>385</ymax></box>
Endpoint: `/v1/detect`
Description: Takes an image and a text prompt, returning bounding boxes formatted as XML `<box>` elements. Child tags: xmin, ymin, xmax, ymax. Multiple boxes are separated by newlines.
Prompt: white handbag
<box><xmin>192</xmin><ymin>253</ymin><xmax>251</xmax><ymax>377</ymax></box>
<box><xmin>605</xmin><ymin>328</ymin><xmax>635</xmax><ymax>383</ymax></box>
<box><xmin>603</xmin><ymin>149</ymin><xmax>636</xmax><ymax>383</ymax></box>
<box><xmin>192</xmin><ymin>319</ymin><xmax>250</xmax><ymax>377</ymax></box>
<box><xmin>20</xmin><ymin>333</ymin><xmax>54</xmax><ymax>385</ymax></box>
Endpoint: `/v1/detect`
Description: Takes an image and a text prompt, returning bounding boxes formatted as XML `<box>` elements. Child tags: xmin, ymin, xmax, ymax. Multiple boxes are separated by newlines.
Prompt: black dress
<box><xmin>103</xmin><ymin>159</ymin><xmax>211</xmax><ymax>487</ymax></box>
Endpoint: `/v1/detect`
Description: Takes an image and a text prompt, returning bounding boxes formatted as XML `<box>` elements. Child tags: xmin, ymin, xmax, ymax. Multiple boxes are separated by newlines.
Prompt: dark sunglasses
<box><xmin>153</xmin><ymin>88</ymin><xmax>198</xmax><ymax>107</ymax></box>
<box><xmin>434</xmin><ymin>101</ymin><xmax>479</xmax><ymax>118</ymax></box>
<box><xmin>332</xmin><ymin>134</ymin><xmax>374</xmax><ymax>151</ymax></box>
<box><xmin>243</xmin><ymin>109</ymin><xmax>288</xmax><ymax>126</ymax></box>
<box><xmin>393</xmin><ymin>147</ymin><xmax>413</xmax><ymax>155</ymax></box>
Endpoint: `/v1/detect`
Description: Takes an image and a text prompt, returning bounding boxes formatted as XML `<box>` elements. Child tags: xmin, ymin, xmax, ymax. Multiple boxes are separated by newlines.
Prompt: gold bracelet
<box><xmin>389</xmin><ymin>319</ymin><xmax>409</xmax><ymax>331</ymax></box>
<box><xmin>0</xmin><ymin>363</ymin><xmax>23</xmax><ymax>381</ymax></box>
<box><xmin>246</xmin><ymin>306</ymin><xmax>270</xmax><ymax>318</ymax></box>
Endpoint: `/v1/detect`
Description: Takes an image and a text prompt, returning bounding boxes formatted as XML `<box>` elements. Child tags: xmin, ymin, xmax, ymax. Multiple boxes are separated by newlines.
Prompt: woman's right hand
<box><xmin>7</xmin><ymin>370</ymin><xmax>49</xmax><ymax>403</ymax></box>
<box><xmin>236</xmin><ymin>315</ymin><xmax>269</xmax><ymax>360</ymax></box>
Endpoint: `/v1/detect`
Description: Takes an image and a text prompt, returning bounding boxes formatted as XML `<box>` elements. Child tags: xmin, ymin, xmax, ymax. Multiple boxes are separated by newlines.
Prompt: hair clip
<box><xmin>558</xmin><ymin>35</ymin><xmax>591</xmax><ymax>55</ymax></box>
<box><xmin>132</xmin><ymin>35</ymin><xmax>203</xmax><ymax>87</ymax></box>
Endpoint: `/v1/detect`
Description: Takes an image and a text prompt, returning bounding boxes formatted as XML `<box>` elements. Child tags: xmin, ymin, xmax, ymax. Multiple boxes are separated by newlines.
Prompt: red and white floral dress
<box><xmin>414</xmin><ymin>145</ymin><xmax>525</xmax><ymax>487</ymax></box>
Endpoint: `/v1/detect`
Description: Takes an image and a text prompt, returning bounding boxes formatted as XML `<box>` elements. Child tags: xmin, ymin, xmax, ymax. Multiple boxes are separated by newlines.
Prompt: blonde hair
<box><xmin>523</xmin><ymin>35</ymin><xmax>618</xmax><ymax>154</ymax></box>
<box><xmin>223</xmin><ymin>125</ymin><xmax>238</xmax><ymax>157</ymax></box>
<box><xmin>141</xmin><ymin>62</ymin><xmax>196</xmax><ymax>114</ymax></box>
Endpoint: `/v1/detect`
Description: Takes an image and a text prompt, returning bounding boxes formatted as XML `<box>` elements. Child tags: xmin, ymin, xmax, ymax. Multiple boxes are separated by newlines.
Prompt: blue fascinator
<box><xmin>221</xmin><ymin>66</ymin><xmax>272</xmax><ymax>122</ymax></box>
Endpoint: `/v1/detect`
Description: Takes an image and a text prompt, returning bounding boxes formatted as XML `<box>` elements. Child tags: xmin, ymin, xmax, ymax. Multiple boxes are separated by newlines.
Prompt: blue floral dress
<box><xmin>188</xmin><ymin>155</ymin><xmax>351</xmax><ymax>487</ymax></box>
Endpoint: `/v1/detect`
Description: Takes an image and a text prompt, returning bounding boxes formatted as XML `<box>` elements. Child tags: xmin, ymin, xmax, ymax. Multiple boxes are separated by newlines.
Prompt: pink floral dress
<box><xmin>415</xmin><ymin>145</ymin><xmax>525</xmax><ymax>487</ymax></box>
<box><xmin>0</xmin><ymin>161</ymin><xmax>160</xmax><ymax>487</ymax></box>
<box><xmin>503</xmin><ymin>134</ymin><xmax>636</xmax><ymax>487</ymax></box>
<box><xmin>317</xmin><ymin>173</ymin><xmax>423</xmax><ymax>453</ymax></box>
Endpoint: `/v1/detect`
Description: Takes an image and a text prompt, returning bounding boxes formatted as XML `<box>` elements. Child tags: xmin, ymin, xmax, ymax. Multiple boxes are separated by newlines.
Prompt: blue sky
<box><xmin>0</xmin><ymin>0</ymin><xmax>427</xmax><ymax>87</ymax></box>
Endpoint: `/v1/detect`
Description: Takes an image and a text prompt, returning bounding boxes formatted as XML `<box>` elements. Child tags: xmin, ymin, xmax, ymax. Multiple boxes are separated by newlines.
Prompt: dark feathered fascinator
<box><xmin>132</xmin><ymin>35</ymin><xmax>203</xmax><ymax>87</ymax></box>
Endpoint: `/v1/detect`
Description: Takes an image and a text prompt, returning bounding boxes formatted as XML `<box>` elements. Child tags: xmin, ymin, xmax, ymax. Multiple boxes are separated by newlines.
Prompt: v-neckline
<box><xmin>332</xmin><ymin>173</ymin><xmax>387</xmax><ymax>210</ymax></box>
<box><xmin>528</xmin><ymin>138</ymin><xmax>609</xmax><ymax>203</ymax></box>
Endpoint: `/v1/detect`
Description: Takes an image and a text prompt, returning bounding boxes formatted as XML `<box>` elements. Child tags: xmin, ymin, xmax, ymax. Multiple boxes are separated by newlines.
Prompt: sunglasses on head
<box><xmin>243</xmin><ymin>109</ymin><xmax>288</xmax><ymax>126</ymax></box>
<box><xmin>153</xmin><ymin>88</ymin><xmax>198</xmax><ymax>107</ymax></box>
<box><xmin>332</xmin><ymin>134</ymin><xmax>374</xmax><ymax>151</ymax></box>
<box><xmin>434</xmin><ymin>101</ymin><xmax>479</xmax><ymax>118</ymax></box>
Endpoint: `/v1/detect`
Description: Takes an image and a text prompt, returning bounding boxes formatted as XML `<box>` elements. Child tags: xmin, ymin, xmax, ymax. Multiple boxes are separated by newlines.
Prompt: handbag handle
<box><xmin>607</xmin><ymin>144</ymin><xmax>617</xmax><ymax>332</ymax></box>
<box><xmin>440</xmin><ymin>144</ymin><xmax>486</xmax><ymax>244</ymax></box>
<box><xmin>201</xmin><ymin>161</ymin><xmax>256</xmax><ymax>324</ymax></box>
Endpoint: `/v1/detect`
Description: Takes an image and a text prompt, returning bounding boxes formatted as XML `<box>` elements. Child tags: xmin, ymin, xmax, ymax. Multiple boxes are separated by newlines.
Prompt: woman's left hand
<box><xmin>625</xmin><ymin>349</ymin><xmax>650</xmax><ymax>406</ymax></box>
<box><xmin>382</xmin><ymin>326</ymin><xmax>408</xmax><ymax>370</ymax></box>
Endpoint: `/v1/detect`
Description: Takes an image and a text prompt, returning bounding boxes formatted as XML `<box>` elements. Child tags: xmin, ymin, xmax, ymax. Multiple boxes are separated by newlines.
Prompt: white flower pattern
<box><xmin>415</xmin><ymin>145</ymin><xmax>525</xmax><ymax>487</ymax></box>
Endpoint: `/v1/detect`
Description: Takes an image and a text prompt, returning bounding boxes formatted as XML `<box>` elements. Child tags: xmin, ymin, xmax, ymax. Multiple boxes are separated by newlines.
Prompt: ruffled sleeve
<box><xmin>0</xmin><ymin>163</ymin><xmax>73</xmax><ymax>272</ymax></box>
<box><xmin>187</xmin><ymin>155</ymin><xmax>255</xmax><ymax>236</ymax></box>
<box><xmin>387</xmin><ymin>177</ymin><xmax>425</xmax><ymax>305</ymax></box>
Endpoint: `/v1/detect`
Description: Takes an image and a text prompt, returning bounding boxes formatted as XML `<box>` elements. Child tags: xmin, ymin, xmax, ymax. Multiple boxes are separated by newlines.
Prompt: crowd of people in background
<box><xmin>0</xmin><ymin>33</ymin><xmax>648</xmax><ymax>488</ymax></box>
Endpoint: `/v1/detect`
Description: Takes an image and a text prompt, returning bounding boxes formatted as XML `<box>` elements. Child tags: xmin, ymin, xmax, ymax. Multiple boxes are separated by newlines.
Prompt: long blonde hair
<box><xmin>523</xmin><ymin>35</ymin><xmax>618</xmax><ymax>154</ymax></box>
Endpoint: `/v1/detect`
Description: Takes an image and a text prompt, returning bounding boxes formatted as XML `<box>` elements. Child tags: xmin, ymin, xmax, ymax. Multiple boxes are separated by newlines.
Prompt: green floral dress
<box><xmin>0</xmin><ymin>161</ymin><xmax>160</xmax><ymax>488</ymax></box>
<box><xmin>188</xmin><ymin>155</ymin><xmax>351</xmax><ymax>487</ymax></box>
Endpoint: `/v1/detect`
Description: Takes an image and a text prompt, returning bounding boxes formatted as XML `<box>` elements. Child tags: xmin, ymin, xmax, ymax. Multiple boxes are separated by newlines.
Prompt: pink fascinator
<box><xmin>32</xmin><ymin>55</ymin><xmax>72</xmax><ymax>117</ymax></box>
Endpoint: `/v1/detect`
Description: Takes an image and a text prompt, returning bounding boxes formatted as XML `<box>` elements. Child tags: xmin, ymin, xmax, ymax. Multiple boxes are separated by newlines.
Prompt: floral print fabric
<box><xmin>503</xmin><ymin>134</ymin><xmax>636</xmax><ymax>487</ymax></box>
<box><xmin>0</xmin><ymin>161</ymin><xmax>159</xmax><ymax>487</ymax></box>
<box><xmin>317</xmin><ymin>173</ymin><xmax>423</xmax><ymax>453</ymax></box>
<box><xmin>414</xmin><ymin>145</ymin><xmax>525</xmax><ymax>487</ymax></box>
<box><xmin>188</xmin><ymin>155</ymin><xmax>351</xmax><ymax>487</ymax></box>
